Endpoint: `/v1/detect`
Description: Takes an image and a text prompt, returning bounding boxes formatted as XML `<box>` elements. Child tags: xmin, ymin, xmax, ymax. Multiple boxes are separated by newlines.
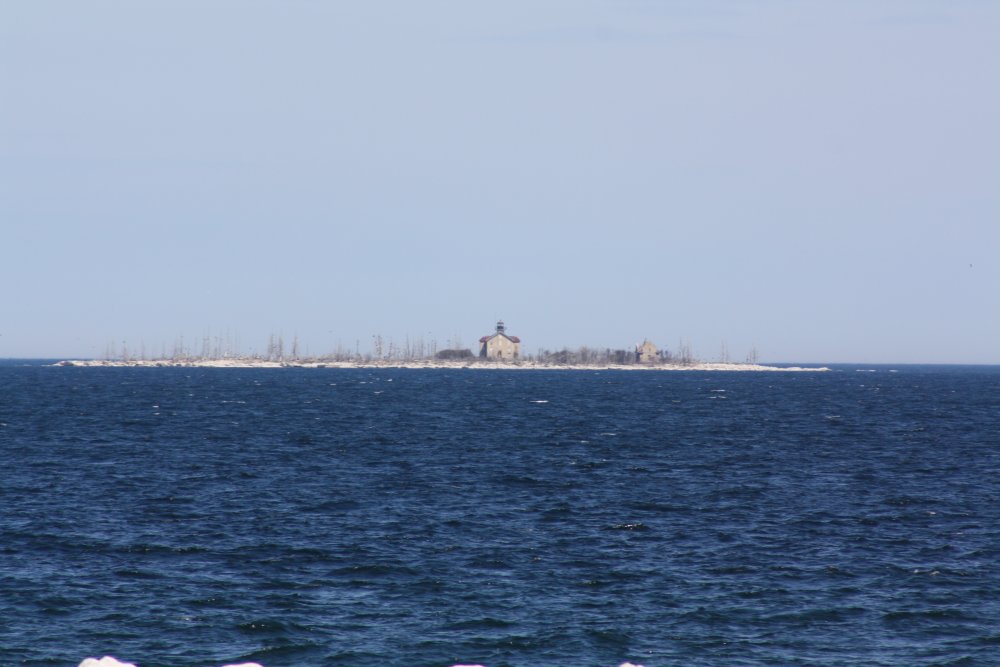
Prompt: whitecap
<box><xmin>530</xmin><ymin>399</ymin><xmax>549</xmax><ymax>403</ymax></box>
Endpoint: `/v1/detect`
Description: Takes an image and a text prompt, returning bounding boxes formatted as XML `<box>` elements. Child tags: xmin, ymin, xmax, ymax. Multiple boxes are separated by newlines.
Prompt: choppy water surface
<box><xmin>2</xmin><ymin>363</ymin><xmax>999</xmax><ymax>666</ymax></box>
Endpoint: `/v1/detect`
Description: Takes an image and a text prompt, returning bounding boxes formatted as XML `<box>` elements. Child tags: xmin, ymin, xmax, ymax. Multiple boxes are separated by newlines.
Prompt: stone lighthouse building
<box><xmin>479</xmin><ymin>320</ymin><xmax>521</xmax><ymax>360</ymax></box>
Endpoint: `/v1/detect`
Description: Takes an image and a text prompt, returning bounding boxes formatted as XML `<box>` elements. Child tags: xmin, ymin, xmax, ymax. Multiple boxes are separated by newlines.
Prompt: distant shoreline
<box><xmin>53</xmin><ymin>358</ymin><xmax>830</xmax><ymax>372</ymax></box>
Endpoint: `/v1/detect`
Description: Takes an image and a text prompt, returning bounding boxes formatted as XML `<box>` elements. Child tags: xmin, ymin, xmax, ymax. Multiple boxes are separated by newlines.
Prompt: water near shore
<box><xmin>2</xmin><ymin>362</ymin><xmax>998</xmax><ymax>666</ymax></box>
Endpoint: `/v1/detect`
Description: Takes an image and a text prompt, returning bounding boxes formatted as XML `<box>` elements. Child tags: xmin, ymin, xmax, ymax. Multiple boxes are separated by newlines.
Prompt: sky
<box><xmin>2</xmin><ymin>1</ymin><xmax>998</xmax><ymax>363</ymax></box>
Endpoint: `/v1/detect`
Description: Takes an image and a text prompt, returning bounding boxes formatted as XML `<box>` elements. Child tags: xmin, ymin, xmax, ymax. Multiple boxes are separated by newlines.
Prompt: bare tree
<box><xmin>677</xmin><ymin>339</ymin><xmax>694</xmax><ymax>365</ymax></box>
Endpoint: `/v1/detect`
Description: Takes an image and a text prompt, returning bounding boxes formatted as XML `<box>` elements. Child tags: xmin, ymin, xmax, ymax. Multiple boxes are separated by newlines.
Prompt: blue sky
<box><xmin>2</xmin><ymin>1</ymin><xmax>998</xmax><ymax>362</ymax></box>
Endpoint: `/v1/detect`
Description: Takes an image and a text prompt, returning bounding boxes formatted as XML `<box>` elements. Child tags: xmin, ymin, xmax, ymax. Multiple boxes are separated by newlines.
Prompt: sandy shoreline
<box><xmin>54</xmin><ymin>359</ymin><xmax>829</xmax><ymax>372</ymax></box>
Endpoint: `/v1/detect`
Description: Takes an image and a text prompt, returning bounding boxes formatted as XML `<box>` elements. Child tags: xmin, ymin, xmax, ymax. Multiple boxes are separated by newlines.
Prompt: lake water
<box><xmin>2</xmin><ymin>363</ymin><xmax>999</xmax><ymax>666</ymax></box>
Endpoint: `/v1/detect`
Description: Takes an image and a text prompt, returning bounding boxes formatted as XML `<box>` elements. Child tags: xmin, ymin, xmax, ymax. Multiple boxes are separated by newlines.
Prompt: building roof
<box><xmin>480</xmin><ymin>333</ymin><xmax>521</xmax><ymax>344</ymax></box>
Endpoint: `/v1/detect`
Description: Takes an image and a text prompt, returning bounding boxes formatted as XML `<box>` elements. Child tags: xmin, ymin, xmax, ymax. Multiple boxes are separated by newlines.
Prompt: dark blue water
<box><xmin>2</xmin><ymin>363</ymin><xmax>999</xmax><ymax>666</ymax></box>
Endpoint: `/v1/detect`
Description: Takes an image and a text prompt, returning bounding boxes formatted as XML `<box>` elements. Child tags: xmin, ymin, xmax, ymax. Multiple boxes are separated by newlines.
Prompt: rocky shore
<box><xmin>55</xmin><ymin>358</ymin><xmax>829</xmax><ymax>372</ymax></box>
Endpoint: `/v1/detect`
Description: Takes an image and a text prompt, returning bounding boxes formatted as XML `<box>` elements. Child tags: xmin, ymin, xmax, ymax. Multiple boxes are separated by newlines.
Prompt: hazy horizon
<box><xmin>3</xmin><ymin>1</ymin><xmax>998</xmax><ymax>364</ymax></box>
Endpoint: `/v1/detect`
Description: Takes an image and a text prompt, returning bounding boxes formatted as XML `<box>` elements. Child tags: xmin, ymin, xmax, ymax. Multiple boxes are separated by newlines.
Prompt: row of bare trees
<box><xmin>531</xmin><ymin>346</ymin><xmax>679</xmax><ymax>365</ymax></box>
<box><xmin>101</xmin><ymin>332</ymin><xmax>448</xmax><ymax>362</ymax></box>
<box><xmin>524</xmin><ymin>340</ymin><xmax>758</xmax><ymax>365</ymax></box>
